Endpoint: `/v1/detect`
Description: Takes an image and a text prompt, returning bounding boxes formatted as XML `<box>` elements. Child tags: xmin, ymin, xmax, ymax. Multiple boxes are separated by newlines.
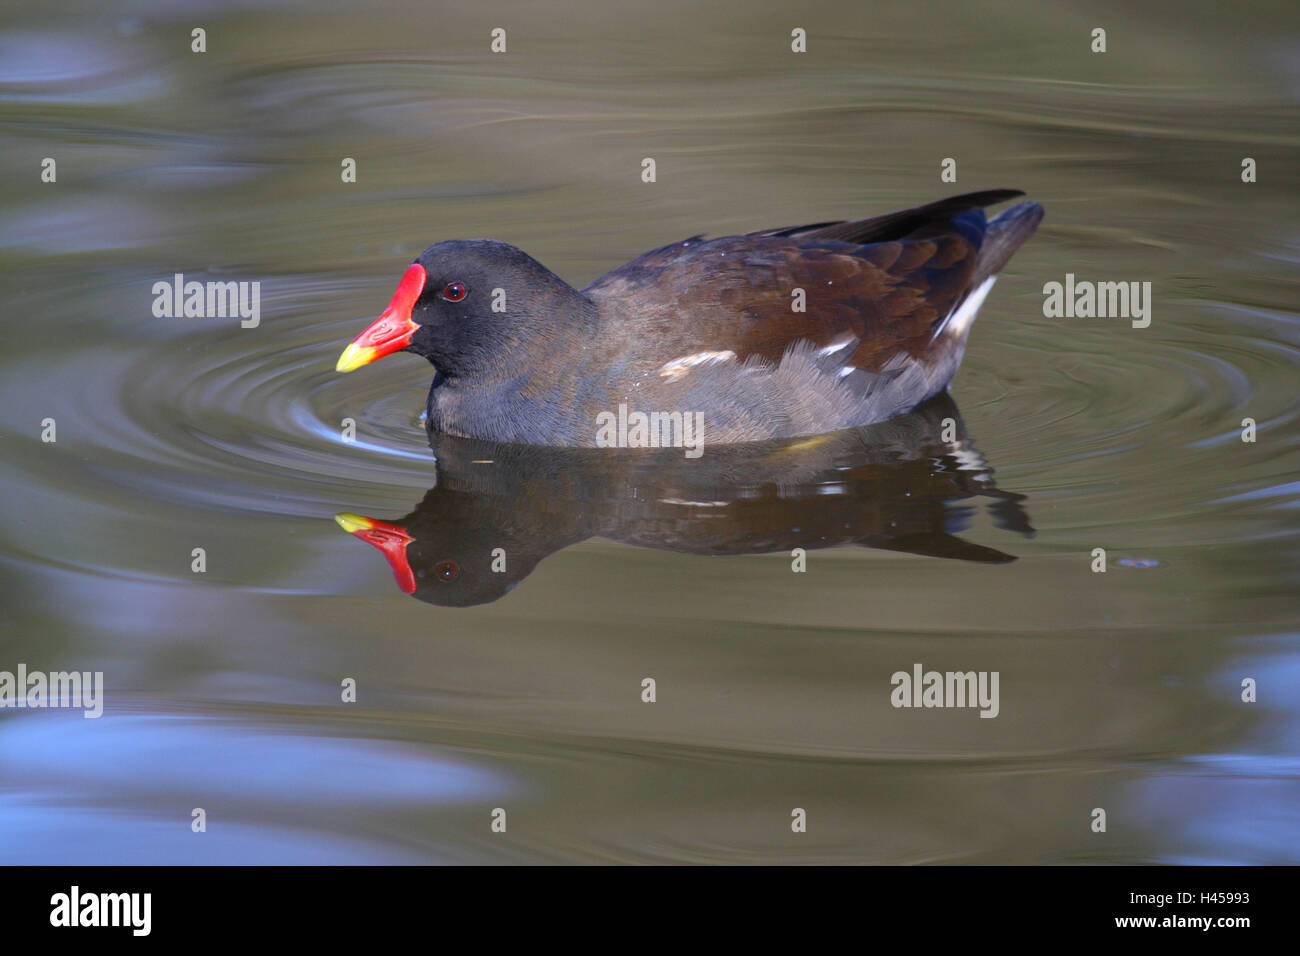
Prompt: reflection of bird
<box><xmin>334</xmin><ymin>395</ymin><xmax>1033</xmax><ymax>607</ymax></box>
<box><xmin>335</xmin><ymin>190</ymin><xmax>1043</xmax><ymax>445</ymax></box>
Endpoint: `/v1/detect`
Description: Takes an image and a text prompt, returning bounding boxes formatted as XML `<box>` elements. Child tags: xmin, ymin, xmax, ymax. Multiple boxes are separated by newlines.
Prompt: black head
<box><xmin>335</xmin><ymin>240</ymin><xmax>589</xmax><ymax>380</ymax></box>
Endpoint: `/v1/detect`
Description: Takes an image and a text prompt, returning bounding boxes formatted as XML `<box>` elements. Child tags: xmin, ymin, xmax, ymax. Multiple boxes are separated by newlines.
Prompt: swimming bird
<box><xmin>335</xmin><ymin>189</ymin><xmax>1042</xmax><ymax>445</ymax></box>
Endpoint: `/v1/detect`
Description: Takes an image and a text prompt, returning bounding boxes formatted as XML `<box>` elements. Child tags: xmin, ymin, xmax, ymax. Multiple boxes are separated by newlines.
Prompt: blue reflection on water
<box><xmin>1137</xmin><ymin>645</ymin><xmax>1300</xmax><ymax>865</ymax></box>
<box><xmin>0</xmin><ymin>713</ymin><xmax>512</xmax><ymax>864</ymax></box>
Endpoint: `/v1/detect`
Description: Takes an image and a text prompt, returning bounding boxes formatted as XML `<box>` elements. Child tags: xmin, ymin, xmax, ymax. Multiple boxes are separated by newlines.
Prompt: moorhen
<box><xmin>335</xmin><ymin>189</ymin><xmax>1042</xmax><ymax>446</ymax></box>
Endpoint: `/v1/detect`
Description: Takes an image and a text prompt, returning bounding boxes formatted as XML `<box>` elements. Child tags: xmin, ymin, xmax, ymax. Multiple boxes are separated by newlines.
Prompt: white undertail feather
<box><xmin>934</xmin><ymin>275</ymin><xmax>997</xmax><ymax>341</ymax></box>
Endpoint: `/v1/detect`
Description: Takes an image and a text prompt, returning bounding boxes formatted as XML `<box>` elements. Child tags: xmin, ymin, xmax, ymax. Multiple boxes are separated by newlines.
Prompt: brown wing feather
<box><xmin>584</xmin><ymin>229</ymin><xmax>980</xmax><ymax>374</ymax></box>
<box><xmin>723</xmin><ymin>234</ymin><xmax>978</xmax><ymax>371</ymax></box>
<box><xmin>582</xmin><ymin>191</ymin><xmax>1032</xmax><ymax>375</ymax></box>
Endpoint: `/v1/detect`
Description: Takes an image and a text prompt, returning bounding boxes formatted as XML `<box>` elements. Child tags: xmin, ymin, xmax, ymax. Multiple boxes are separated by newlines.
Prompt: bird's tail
<box><xmin>972</xmin><ymin>200</ymin><xmax>1044</xmax><ymax>288</ymax></box>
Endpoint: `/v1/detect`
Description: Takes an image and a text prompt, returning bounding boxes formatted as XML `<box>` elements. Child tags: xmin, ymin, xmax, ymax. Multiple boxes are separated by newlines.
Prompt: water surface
<box><xmin>0</xmin><ymin>0</ymin><xmax>1297</xmax><ymax>863</ymax></box>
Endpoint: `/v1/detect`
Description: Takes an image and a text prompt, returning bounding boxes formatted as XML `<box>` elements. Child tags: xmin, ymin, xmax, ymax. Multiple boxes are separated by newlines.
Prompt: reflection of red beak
<box><xmin>334</xmin><ymin>513</ymin><xmax>417</xmax><ymax>594</ymax></box>
<box><xmin>335</xmin><ymin>264</ymin><xmax>427</xmax><ymax>373</ymax></box>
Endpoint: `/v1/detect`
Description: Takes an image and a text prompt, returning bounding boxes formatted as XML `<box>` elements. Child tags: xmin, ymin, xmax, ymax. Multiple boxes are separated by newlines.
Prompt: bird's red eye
<box><xmin>442</xmin><ymin>282</ymin><xmax>467</xmax><ymax>302</ymax></box>
<box><xmin>435</xmin><ymin>560</ymin><xmax>460</xmax><ymax>581</ymax></box>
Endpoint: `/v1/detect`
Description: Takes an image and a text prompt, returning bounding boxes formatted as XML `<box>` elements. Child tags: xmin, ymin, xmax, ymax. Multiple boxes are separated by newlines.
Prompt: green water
<box><xmin>0</xmin><ymin>0</ymin><xmax>1296</xmax><ymax>862</ymax></box>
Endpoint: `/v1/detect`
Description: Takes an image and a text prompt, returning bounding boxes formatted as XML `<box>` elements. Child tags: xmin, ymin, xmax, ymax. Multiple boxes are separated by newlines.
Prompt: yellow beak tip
<box><xmin>334</xmin><ymin>512</ymin><xmax>373</xmax><ymax>534</ymax></box>
<box><xmin>334</xmin><ymin>344</ymin><xmax>372</xmax><ymax>373</ymax></box>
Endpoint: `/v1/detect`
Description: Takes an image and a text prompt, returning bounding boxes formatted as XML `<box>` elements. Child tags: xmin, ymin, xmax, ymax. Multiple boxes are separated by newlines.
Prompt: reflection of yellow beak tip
<box><xmin>335</xmin><ymin>343</ymin><xmax>375</xmax><ymax>374</ymax></box>
<box><xmin>334</xmin><ymin>512</ymin><xmax>374</xmax><ymax>534</ymax></box>
<box><xmin>785</xmin><ymin>435</ymin><xmax>831</xmax><ymax>452</ymax></box>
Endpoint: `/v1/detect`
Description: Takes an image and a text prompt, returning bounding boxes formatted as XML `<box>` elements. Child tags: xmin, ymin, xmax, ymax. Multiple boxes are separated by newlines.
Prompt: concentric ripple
<box><xmin>2</xmin><ymin>271</ymin><xmax>1296</xmax><ymax>544</ymax></box>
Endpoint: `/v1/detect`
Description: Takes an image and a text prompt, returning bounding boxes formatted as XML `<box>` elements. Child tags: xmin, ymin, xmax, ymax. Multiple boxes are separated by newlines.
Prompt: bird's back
<box><xmin>582</xmin><ymin>190</ymin><xmax>1043</xmax><ymax>441</ymax></box>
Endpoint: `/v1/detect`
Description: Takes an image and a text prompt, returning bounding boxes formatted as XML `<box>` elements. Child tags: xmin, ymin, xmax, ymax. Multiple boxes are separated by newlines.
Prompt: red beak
<box><xmin>334</xmin><ymin>513</ymin><xmax>418</xmax><ymax>594</ymax></box>
<box><xmin>335</xmin><ymin>264</ymin><xmax>427</xmax><ymax>373</ymax></box>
